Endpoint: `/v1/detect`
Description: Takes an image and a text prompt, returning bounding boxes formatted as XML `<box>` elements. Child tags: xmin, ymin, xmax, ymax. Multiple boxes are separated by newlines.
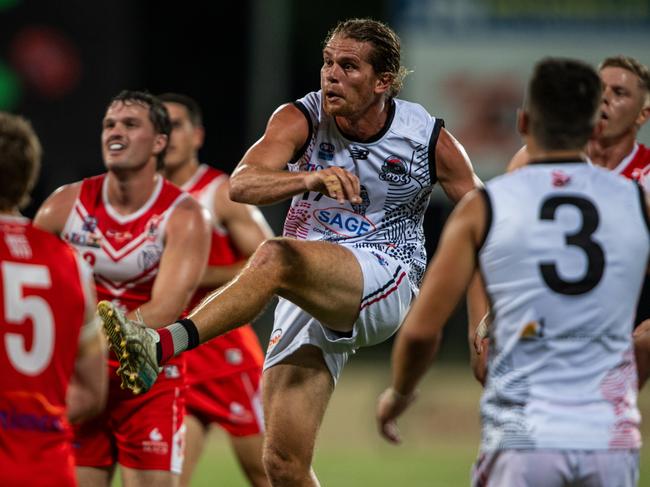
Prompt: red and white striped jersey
<box><xmin>181</xmin><ymin>164</ymin><xmax>238</xmax><ymax>268</ymax></box>
<box><xmin>62</xmin><ymin>174</ymin><xmax>188</xmax><ymax>312</ymax></box>
<box><xmin>62</xmin><ymin>173</ymin><xmax>189</xmax><ymax>378</ymax></box>
<box><xmin>612</xmin><ymin>142</ymin><xmax>650</xmax><ymax>192</ymax></box>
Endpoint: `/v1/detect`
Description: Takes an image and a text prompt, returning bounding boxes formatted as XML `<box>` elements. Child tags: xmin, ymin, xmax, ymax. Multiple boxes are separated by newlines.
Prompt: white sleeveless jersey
<box><xmin>287</xmin><ymin>91</ymin><xmax>443</xmax><ymax>289</ymax></box>
<box><xmin>61</xmin><ymin>174</ymin><xmax>188</xmax><ymax>312</ymax></box>
<box><xmin>479</xmin><ymin>161</ymin><xmax>650</xmax><ymax>452</ymax></box>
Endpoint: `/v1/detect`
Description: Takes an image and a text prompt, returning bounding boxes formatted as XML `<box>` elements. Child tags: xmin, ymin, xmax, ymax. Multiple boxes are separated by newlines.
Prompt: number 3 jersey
<box><xmin>479</xmin><ymin>161</ymin><xmax>650</xmax><ymax>452</ymax></box>
<box><xmin>287</xmin><ymin>91</ymin><xmax>444</xmax><ymax>290</ymax></box>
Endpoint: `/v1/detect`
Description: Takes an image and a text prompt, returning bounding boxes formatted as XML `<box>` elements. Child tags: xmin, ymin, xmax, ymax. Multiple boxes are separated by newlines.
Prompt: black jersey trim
<box><xmin>477</xmin><ymin>188</ymin><xmax>493</xmax><ymax>254</ymax></box>
<box><xmin>427</xmin><ymin>118</ymin><xmax>445</xmax><ymax>186</ymax></box>
<box><xmin>334</xmin><ymin>98</ymin><xmax>396</xmax><ymax>143</ymax></box>
<box><xmin>289</xmin><ymin>101</ymin><xmax>313</xmax><ymax>165</ymax></box>
<box><xmin>528</xmin><ymin>158</ymin><xmax>587</xmax><ymax>165</ymax></box>
<box><xmin>636</xmin><ymin>182</ymin><xmax>650</xmax><ymax>235</ymax></box>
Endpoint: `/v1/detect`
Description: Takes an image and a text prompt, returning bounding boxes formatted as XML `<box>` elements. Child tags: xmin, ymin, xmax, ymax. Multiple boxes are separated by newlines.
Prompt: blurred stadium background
<box><xmin>1</xmin><ymin>0</ymin><xmax>649</xmax><ymax>484</ymax></box>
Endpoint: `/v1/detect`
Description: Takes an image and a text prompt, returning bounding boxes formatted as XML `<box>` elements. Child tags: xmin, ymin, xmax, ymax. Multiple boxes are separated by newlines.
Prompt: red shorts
<box><xmin>0</xmin><ymin>438</ymin><xmax>76</xmax><ymax>487</ymax></box>
<box><xmin>186</xmin><ymin>367</ymin><xmax>264</xmax><ymax>437</ymax></box>
<box><xmin>73</xmin><ymin>363</ymin><xmax>185</xmax><ymax>473</ymax></box>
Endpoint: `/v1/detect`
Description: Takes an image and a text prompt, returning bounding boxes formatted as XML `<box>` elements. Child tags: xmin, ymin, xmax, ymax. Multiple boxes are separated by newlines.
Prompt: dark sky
<box><xmin>1</xmin><ymin>0</ymin><xmax>388</xmax><ymax>216</ymax></box>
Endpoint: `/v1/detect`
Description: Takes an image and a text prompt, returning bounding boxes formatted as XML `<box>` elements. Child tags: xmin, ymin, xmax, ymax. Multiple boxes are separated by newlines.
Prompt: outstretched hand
<box><xmin>376</xmin><ymin>387</ymin><xmax>417</xmax><ymax>444</ymax></box>
<box><xmin>471</xmin><ymin>312</ymin><xmax>491</xmax><ymax>385</ymax></box>
<box><xmin>305</xmin><ymin>167</ymin><xmax>362</xmax><ymax>204</ymax></box>
<box><xmin>473</xmin><ymin>312</ymin><xmax>491</xmax><ymax>355</ymax></box>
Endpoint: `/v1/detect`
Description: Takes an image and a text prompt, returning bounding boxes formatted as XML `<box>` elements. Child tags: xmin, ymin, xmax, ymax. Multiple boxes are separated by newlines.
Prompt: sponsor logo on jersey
<box><xmin>520</xmin><ymin>318</ymin><xmax>544</xmax><ymax>339</ymax></box>
<box><xmin>303</xmin><ymin>162</ymin><xmax>324</xmax><ymax>172</ymax></box>
<box><xmin>142</xmin><ymin>427</ymin><xmax>169</xmax><ymax>455</ymax></box>
<box><xmin>318</xmin><ymin>142</ymin><xmax>335</xmax><ymax>161</ymax></box>
<box><xmin>229</xmin><ymin>401</ymin><xmax>253</xmax><ymax>423</ymax></box>
<box><xmin>105</xmin><ymin>229</ymin><xmax>133</xmax><ymax>242</ymax></box>
<box><xmin>138</xmin><ymin>244</ymin><xmax>162</xmax><ymax>271</ymax></box>
<box><xmin>267</xmin><ymin>328</ymin><xmax>282</xmax><ymax>352</ymax></box>
<box><xmin>0</xmin><ymin>409</ymin><xmax>64</xmax><ymax>432</ymax></box>
<box><xmin>230</xmin><ymin>402</ymin><xmax>244</xmax><ymax>416</ymax></box>
<box><xmin>163</xmin><ymin>365</ymin><xmax>180</xmax><ymax>379</ymax></box>
<box><xmin>351</xmin><ymin>185</ymin><xmax>370</xmax><ymax>216</ymax></box>
<box><xmin>349</xmin><ymin>146</ymin><xmax>369</xmax><ymax>160</ymax></box>
<box><xmin>82</xmin><ymin>215</ymin><xmax>97</xmax><ymax>232</ymax></box>
<box><xmin>225</xmin><ymin>348</ymin><xmax>243</xmax><ymax>365</ymax></box>
<box><xmin>313</xmin><ymin>207</ymin><xmax>375</xmax><ymax>237</ymax></box>
<box><xmin>67</xmin><ymin>231</ymin><xmax>102</xmax><ymax>248</ymax></box>
<box><xmin>149</xmin><ymin>427</ymin><xmax>163</xmax><ymax>441</ymax></box>
<box><xmin>146</xmin><ymin>214</ymin><xmax>163</xmax><ymax>241</ymax></box>
<box><xmin>379</xmin><ymin>155</ymin><xmax>410</xmax><ymax>185</ymax></box>
<box><xmin>551</xmin><ymin>170</ymin><xmax>571</xmax><ymax>187</ymax></box>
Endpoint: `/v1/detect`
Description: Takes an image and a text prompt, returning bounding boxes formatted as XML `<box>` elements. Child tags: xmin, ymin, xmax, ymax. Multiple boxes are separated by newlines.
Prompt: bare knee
<box><xmin>249</xmin><ymin>238</ymin><xmax>299</xmax><ymax>285</ymax></box>
<box><xmin>262</xmin><ymin>443</ymin><xmax>311</xmax><ymax>487</ymax></box>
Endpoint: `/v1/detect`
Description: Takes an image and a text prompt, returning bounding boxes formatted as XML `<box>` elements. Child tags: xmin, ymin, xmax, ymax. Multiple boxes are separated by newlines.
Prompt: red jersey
<box><xmin>613</xmin><ymin>142</ymin><xmax>650</xmax><ymax>192</ymax></box>
<box><xmin>0</xmin><ymin>215</ymin><xmax>92</xmax><ymax>487</ymax></box>
<box><xmin>62</xmin><ymin>174</ymin><xmax>187</xmax><ymax>375</ymax></box>
<box><xmin>182</xmin><ymin>165</ymin><xmax>264</xmax><ymax>383</ymax></box>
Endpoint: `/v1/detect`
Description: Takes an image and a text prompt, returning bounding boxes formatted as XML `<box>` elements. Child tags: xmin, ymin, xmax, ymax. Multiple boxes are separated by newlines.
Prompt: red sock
<box><xmin>156</xmin><ymin>328</ymin><xmax>174</xmax><ymax>364</ymax></box>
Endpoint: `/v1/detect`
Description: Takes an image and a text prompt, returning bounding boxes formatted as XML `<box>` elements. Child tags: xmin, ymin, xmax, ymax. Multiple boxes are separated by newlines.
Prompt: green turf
<box><xmin>113</xmin><ymin>363</ymin><xmax>650</xmax><ymax>486</ymax></box>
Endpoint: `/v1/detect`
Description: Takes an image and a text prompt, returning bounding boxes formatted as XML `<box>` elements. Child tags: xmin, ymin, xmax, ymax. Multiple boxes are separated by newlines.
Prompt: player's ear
<box><xmin>636</xmin><ymin>100</ymin><xmax>650</xmax><ymax>128</ymax></box>
<box><xmin>153</xmin><ymin>133</ymin><xmax>168</xmax><ymax>156</ymax></box>
<box><xmin>193</xmin><ymin>125</ymin><xmax>205</xmax><ymax>151</ymax></box>
<box><xmin>516</xmin><ymin>108</ymin><xmax>529</xmax><ymax>136</ymax></box>
<box><xmin>375</xmin><ymin>72</ymin><xmax>392</xmax><ymax>95</ymax></box>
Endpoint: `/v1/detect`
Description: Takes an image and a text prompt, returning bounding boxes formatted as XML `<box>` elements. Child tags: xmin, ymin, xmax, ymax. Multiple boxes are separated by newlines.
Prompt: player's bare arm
<box><xmin>467</xmin><ymin>144</ymin><xmax>530</xmax><ymax>384</ymax></box>
<box><xmin>468</xmin><ymin>274</ymin><xmax>490</xmax><ymax>385</ymax></box>
<box><xmin>632</xmin><ymin>192</ymin><xmax>650</xmax><ymax>388</ymax></box>
<box><xmin>66</xmin><ymin>266</ymin><xmax>107</xmax><ymax>423</ymax></box>
<box><xmin>377</xmin><ymin>190</ymin><xmax>486</xmax><ymax>443</ymax></box>
<box><xmin>230</xmin><ymin>103</ymin><xmax>361</xmax><ymax>205</ymax></box>
<box><xmin>215</xmin><ymin>178</ymin><xmax>273</xmax><ymax>256</ymax></box>
<box><xmin>433</xmin><ymin>128</ymin><xmax>488</xmax><ymax>379</ymax></box>
<box><xmin>67</xmin><ymin>329</ymin><xmax>107</xmax><ymax>423</ymax></box>
<box><xmin>131</xmin><ymin>196</ymin><xmax>211</xmax><ymax>327</ymax></box>
<box><xmin>435</xmin><ymin>128</ymin><xmax>483</xmax><ymax>203</ymax></box>
<box><xmin>200</xmin><ymin>179</ymin><xmax>274</xmax><ymax>288</ymax></box>
<box><xmin>634</xmin><ymin>319</ymin><xmax>650</xmax><ymax>388</ymax></box>
<box><xmin>33</xmin><ymin>182</ymin><xmax>82</xmax><ymax>234</ymax></box>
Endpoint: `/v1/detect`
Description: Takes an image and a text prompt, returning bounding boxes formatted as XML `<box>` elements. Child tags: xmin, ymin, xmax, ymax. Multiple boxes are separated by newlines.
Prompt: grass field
<box><xmin>178</xmin><ymin>362</ymin><xmax>650</xmax><ymax>486</ymax></box>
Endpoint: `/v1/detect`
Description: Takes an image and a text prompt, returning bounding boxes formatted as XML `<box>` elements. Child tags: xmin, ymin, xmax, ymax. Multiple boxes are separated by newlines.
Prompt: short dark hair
<box><xmin>158</xmin><ymin>93</ymin><xmax>203</xmax><ymax>127</ymax></box>
<box><xmin>0</xmin><ymin>112</ymin><xmax>42</xmax><ymax>211</ymax></box>
<box><xmin>599</xmin><ymin>55</ymin><xmax>650</xmax><ymax>104</ymax></box>
<box><xmin>526</xmin><ymin>58</ymin><xmax>602</xmax><ymax>151</ymax></box>
<box><xmin>108</xmin><ymin>90</ymin><xmax>171</xmax><ymax>169</ymax></box>
<box><xmin>324</xmin><ymin>18</ymin><xmax>408</xmax><ymax>99</ymax></box>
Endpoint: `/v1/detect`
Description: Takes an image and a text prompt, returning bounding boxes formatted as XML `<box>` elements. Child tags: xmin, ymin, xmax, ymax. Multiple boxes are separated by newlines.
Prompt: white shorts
<box><xmin>263</xmin><ymin>247</ymin><xmax>413</xmax><ymax>382</ymax></box>
<box><xmin>472</xmin><ymin>449</ymin><xmax>639</xmax><ymax>487</ymax></box>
